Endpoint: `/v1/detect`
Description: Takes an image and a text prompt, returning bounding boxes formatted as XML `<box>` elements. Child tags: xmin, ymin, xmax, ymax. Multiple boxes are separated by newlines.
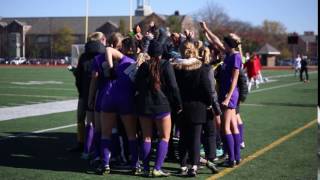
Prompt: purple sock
<box><xmin>111</xmin><ymin>133</ymin><xmax>120</xmax><ymax>157</ymax></box>
<box><xmin>84</xmin><ymin>124</ymin><xmax>94</xmax><ymax>154</ymax></box>
<box><xmin>101</xmin><ymin>138</ymin><xmax>112</xmax><ymax>166</ymax></box>
<box><xmin>238</xmin><ymin>124</ymin><xmax>244</xmax><ymax>143</ymax></box>
<box><xmin>154</xmin><ymin>140</ymin><xmax>168</xmax><ymax>171</ymax></box>
<box><xmin>225</xmin><ymin>134</ymin><xmax>235</xmax><ymax>162</ymax></box>
<box><xmin>233</xmin><ymin>134</ymin><xmax>241</xmax><ymax>161</ymax></box>
<box><xmin>142</xmin><ymin>141</ymin><xmax>151</xmax><ymax>171</ymax></box>
<box><xmin>93</xmin><ymin>132</ymin><xmax>101</xmax><ymax>159</ymax></box>
<box><xmin>128</xmin><ymin>139</ymin><xmax>139</xmax><ymax>168</ymax></box>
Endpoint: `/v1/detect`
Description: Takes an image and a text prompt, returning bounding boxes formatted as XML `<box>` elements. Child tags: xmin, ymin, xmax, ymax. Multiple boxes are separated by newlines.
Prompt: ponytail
<box><xmin>149</xmin><ymin>56</ymin><xmax>161</xmax><ymax>91</ymax></box>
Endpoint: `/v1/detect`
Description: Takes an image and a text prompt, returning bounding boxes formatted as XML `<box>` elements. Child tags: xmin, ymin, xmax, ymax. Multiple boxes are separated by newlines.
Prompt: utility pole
<box><xmin>85</xmin><ymin>0</ymin><xmax>89</xmax><ymax>43</ymax></box>
<box><xmin>129</xmin><ymin>0</ymin><xmax>133</xmax><ymax>31</ymax></box>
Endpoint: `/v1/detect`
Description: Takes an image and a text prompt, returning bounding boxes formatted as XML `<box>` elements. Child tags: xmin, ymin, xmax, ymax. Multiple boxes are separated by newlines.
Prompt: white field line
<box><xmin>0</xmin><ymin>93</ymin><xmax>71</xmax><ymax>99</ymax></box>
<box><xmin>250</xmin><ymin>82</ymin><xmax>302</xmax><ymax>94</ymax></box>
<box><xmin>0</xmin><ymin>86</ymin><xmax>75</xmax><ymax>91</ymax></box>
<box><xmin>264</xmin><ymin>71</ymin><xmax>317</xmax><ymax>79</ymax></box>
<box><xmin>0</xmin><ymin>124</ymin><xmax>76</xmax><ymax>141</ymax></box>
<box><xmin>0</xmin><ymin>99</ymin><xmax>78</xmax><ymax>121</ymax></box>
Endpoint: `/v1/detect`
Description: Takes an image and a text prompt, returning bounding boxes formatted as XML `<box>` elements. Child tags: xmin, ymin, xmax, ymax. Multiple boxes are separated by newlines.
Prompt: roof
<box><xmin>300</xmin><ymin>35</ymin><xmax>317</xmax><ymax>43</ymax></box>
<box><xmin>0</xmin><ymin>15</ymin><xmax>188</xmax><ymax>35</ymax></box>
<box><xmin>0</xmin><ymin>16</ymin><xmax>145</xmax><ymax>34</ymax></box>
<box><xmin>257</xmin><ymin>43</ymin><xmax>281</xmax><ymax>55</ymax></box>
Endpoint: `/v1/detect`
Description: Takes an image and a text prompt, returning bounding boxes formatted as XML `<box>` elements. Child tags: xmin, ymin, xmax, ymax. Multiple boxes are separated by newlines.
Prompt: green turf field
<box><xmin>0</xmin><ymin>66</ymin><xmax>318</xmax><ymax>180</ymax></box>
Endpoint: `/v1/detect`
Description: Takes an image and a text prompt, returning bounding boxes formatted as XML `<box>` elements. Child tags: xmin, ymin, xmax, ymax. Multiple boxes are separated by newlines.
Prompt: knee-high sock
<box><xmin>111</xmin><ymin>132</ymin><xmax>120</xmax><ymax>158</ymax></box>
<box><xmin>142</xmin><ymin>141</ymin><xmax>151</xmax><ymax>171</ymax></box>
<box><xmin>225</xmin><ymin>134</ymin><xmax>235</xmax><ymax>162</ymax></box>
<box><xmin>233</xmin><ymin>134</ymin><xmax>241</xmax><ymax>161</ymax></box>
<box><xmin>238</xmin><ymin>124</ymin><xmax>244</xmax><ymax>143</ymax></box>
<box><xmin>101</xmin><ymin>138</ymin><xmax>112</xmax><ymax>166</ymax></box>
<box><xmin>154</xmin><ymin>140</ymin><xmax>168</xmax><ymax>170</ymax></box>
<box><xmin>93</xmin><ymin>131</ymin><xmax>101</xmax><ymax>159</ymax></box>
<box><xmin>128</xmin><ymin>139</ymin><xmax>139</xmax><ymax>168</ymax></box>
<box><xmin>84</xmin><ymin>124</ymin><xmax>94</xmax><ymax>154</ymax></box>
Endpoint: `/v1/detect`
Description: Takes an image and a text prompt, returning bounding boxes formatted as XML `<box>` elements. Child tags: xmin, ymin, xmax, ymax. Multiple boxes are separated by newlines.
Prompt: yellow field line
<box><xmin>207</xmin><ymin>119</ymin><xmax>317</xmax><ymax>180</ymax></box>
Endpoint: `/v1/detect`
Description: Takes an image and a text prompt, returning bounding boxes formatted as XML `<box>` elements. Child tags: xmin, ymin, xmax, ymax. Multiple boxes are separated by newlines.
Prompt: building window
<box><xmin>37</xmin><ymin>36</ymin><xmax>49</xmax><ymax>43</ymax></box>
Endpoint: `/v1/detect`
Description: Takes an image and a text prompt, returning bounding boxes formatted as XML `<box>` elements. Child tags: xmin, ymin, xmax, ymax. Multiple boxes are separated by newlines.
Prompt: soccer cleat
<box><xmin>152</xmin><ymin>169</ymin><xmax>170</xmax><ymax>177</ymax></box>
<box><xmin>187</xmin><ymin>168</ymin><xmax>197</xmax><ymax>177</ymax></box>
<box><xmin>218</xmin><ymin>159</ymin><xmax>236</xmax><ymax>168</ymax></box>
<box><xmin>131</xmin><ymin>166</ymin><xmax>142</xmax><ymax>175</ymax></box>
<box><xmin>206</xmin><ymin>160</ymin><xmax>219</xmax><ymax>174</ymax></box>
<box><xmin>177</xmin><ymin>167</ymin><xmax>188</xmax><ymax>176</ymax></box>
<box><xmin>142</xmin><ymin>169</ymin><xmax>151</xmax><ymax>177</ymax></box>
<box><xmin>240</xmin><ymin>142</ymin><xmax>246</xmax><ymax>149</ymax></box>
<box><xmin>236</xmin><ymin>159</ymin><xmax>242</xmax><ymax>165</ymax></box>
<box><xmin>95</xmin><ymin>165</ymin><xmax>110</xmax><ymax>175</ymax></box>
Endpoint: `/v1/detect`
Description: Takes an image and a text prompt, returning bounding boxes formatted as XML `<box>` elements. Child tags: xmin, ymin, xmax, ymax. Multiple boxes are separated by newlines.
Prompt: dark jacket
<box><xmin>75</xmin><ymin>41</ymin><xmax>105</xmax><ymax>98</ymax></box>
<box><xmin>206</xmin><ymin>65</ymin><xmax>222</xmax><ymax>115</ymax></box>
<box><xmin>172</xmin><ymin>58</ymin><xmax>213</xmax><ymax>124</ymax></box>
<box><xmin>135</xmin><ymin>59</ymin><xmax>182</xmax><ymax>115</ymax></box>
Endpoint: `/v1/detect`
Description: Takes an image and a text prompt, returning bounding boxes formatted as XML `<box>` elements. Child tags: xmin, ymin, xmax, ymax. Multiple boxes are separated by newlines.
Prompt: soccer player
<box><xmin>68</xmin><ymin>32</ymin><xmax>106</xmax><ymax>155</ymax></box>
<box><xmin>135</xmin><ymin>40</ymin><xmax>182</xmax><ymax>177</ymax></box>
<box><xmin>201</xmin><ymin>21</ymin><xmax>242</xmax><ymax>167</ymax></box>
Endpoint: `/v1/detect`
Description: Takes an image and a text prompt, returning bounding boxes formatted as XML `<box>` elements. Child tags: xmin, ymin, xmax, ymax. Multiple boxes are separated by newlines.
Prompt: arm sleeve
<box><xmin>75</xmin><ymin>54</ymin><xmax>84</xmax><ymax>95</ymax></box>
<box><xmin>234</xmin><ymin>54</ymin><xmax>242</xmax><ymax>69</ymax></box>
<box><xmin>163</xmin><ymin>61</ymin><xmax>182</xmax><ymax>111</ymax></box>
<box><xmin>200</xmin><ymin>66</ymin><xmax>213</xmax><ymax>107</ymax></box>
<box><xmin>208</xmin><ymin>68</ymin><xmax>222</xmax><ymax>115</ymax></box>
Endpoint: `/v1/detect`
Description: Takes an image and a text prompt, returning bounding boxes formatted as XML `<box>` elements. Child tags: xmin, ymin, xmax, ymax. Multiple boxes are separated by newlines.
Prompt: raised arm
<box><xmin>200</xmin><ymin>22</ymin><xmax>225</xmax><ymax>52</ymax></box>
<box><xmin>105</xmin><ymin>47</ymin><xmax>124</xmax><ymax>68</ymax></box>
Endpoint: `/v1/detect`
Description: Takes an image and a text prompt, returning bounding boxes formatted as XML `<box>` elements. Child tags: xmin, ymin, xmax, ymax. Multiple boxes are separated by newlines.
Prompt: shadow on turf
<box><xmin>0</xmin><ymin>132</ymin><xmax>88</xmax><ymax>173</ymax></box>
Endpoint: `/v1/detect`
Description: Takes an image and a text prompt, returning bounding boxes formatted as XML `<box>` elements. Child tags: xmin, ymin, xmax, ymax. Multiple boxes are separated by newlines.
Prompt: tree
<box><xmin>52</xmin><ymin>27</ymin><xmax>74</xmax><ymax>57</ymax></box>
<box><xmin>119</xmin><ymin>19</ymin><xmax>127</xmax><ymax>35</ymax></box>
<box><xmin>166</xmin><ymin>15</ymin><xmax>181</xmax><ymax>33</ymax></box>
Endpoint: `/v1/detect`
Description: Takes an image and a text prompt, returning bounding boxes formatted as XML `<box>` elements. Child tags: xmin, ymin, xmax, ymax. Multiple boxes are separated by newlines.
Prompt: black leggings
<box><xmin>202</xmin><ymin>119</ymin><xmax>216</xmax><ymax>161</ymax></box>
<box><xmin>300</xmin><ymin>68</ymin><xmax>309</xmax><ymax>81</ymax></box>
<box><xmin>179</xmin><ymin>122</ymin><xmax>203</xmax><ymax>166</ymax></box>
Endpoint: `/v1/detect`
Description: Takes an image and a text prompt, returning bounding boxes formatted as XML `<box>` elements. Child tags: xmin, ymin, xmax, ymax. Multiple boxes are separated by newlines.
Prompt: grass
<box><xmin>0</xmin><ymin>66</ymin><xmax>317</xmax><ymax>180</ymax></box>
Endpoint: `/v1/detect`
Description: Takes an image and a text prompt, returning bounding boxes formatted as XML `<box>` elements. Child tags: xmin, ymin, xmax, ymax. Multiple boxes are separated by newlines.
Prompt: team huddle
<box><xmin>69</xmin><ymin>21</ymin><xmax>253</xmax><ymax>177</ymax></box>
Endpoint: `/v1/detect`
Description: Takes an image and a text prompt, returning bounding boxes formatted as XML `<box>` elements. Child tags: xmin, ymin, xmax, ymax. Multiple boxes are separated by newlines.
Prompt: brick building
<box><xmin>0</xmin><ymin>1</ymin><xmax>196</xmax><ymax>59</ymax></box>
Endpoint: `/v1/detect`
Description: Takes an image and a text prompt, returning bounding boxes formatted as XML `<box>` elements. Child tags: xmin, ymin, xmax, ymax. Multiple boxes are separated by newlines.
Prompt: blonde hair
<box><xmin>88</xmin><ymin>32</ymin><xmax>105</xmax><ymax>42</ymax></box>
<box><xmin>202</xmin><ymin>47</ymin><xmax>211</xmax><ymax>64</ymax></box>
<box><xmin>180</xmin><ymin>41</ymin><xmax>197</xmax><ymax>59</ymax></box>
<box><xmin>228</xmin><ymin>33</ymin><xmax>243</xmax><ymax>58</ymax></box>
<box><xmin>109</xmin><ymin>32</ymin><xmax>124</xmax><ymax>50</ymax></box>
<box><xmin>136</xmin><ymin>53</ymin><xmax>150</xmax><ymax>67</ymax></box>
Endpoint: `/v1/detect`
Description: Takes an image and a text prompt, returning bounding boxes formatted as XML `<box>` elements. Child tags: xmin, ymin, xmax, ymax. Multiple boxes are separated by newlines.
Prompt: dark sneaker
<box><xmin>152</xmin><ymin>169</ymin><xmax>170</xmax><ymax>177</ymax></box>
<box><xmin>95</xmin><ymin>165</ymin><xmax>110</xmax><ymax>175</ymax></box>
<box><xmin>218</xmin><ymin>160</ymin><xmax>236</xmax><ymax>168</ymax></box>
<box><xmin>131</xmin><ymin>167</ymin><xmax>142</xmax><ymax>175</ymax></box>
<box><xmin>206</xmin><ymin>160</ymin><xmax>219</xmax><ymax>173</ymax></box>
<box><xmin>236</xmin><ymin>159</ymin><xmax>241</xmax><ymax>165</ymax></box>
<box><xmin>187</xmin><ymin>168</ymin><xmax>197</xmax><ymax>177</ymax></box>
<box><xmin>142</xmin><ymin>169</ymin><xmax>151</xmax><ymax>177</ymax></box>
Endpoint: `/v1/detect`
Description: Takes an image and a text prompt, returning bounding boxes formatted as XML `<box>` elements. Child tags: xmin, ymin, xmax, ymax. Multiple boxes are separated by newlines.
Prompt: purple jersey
<box><xmin>219</xmin><ymin>53</ymin><xmax>242</xmax><ymax>109</ymax></box>
<box><xmin>92</xmin><ymin>54</ymin><xmax>113</xmax><ymax>112</ymax></box>
<box><xmin>101</xmin><ymin>56</ymin><xmax>136</xmax><ymax>114</ymax></box>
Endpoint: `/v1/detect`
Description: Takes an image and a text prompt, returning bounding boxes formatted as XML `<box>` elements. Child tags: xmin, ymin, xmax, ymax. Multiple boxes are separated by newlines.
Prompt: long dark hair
<box><xmin>122</xmin><ymin>37</ymin><xmax>138</xmax><ymax>59</ymax></box>
<box><xmin>149</xmin><ymin>56</ymin><xmax>161</xmax><ymax>91</ymax></box>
